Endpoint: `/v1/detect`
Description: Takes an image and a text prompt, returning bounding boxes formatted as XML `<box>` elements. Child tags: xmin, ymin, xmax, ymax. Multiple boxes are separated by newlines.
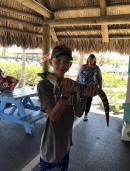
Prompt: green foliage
<box><xmin>103</xmin><ymin>90</ymin><xmax>125</xmax><ymax>113</ymax></box>
<box><xmin>102</xmin><ymin>72</ymin><xmax>127</xmax><ymax>88</ymax></box>
<box><xmin>0</xmin><ymin>60</ymin><xmax>21</xmax><ymax>79</ymax></box>
<box><xmin>99</xmin><ymin>72</ymin><xmax>127</xmax><ymax>113</ymax></box>
<box><xmin>26</xmin><ymin>65</ymin><xmax>42</xmax><ymax>86</ymax></box>
<box><xmin>72</xmin><ymin>53</ymin><xmax>80</xmax><ymax>64</ymax></box>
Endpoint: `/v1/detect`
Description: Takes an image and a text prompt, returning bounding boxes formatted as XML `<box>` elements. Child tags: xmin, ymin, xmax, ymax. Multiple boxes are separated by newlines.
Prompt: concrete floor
<box><xmin>0</xmin><ymin>99</ymin><xmax>130</xmax><ymax>171</ymax></box>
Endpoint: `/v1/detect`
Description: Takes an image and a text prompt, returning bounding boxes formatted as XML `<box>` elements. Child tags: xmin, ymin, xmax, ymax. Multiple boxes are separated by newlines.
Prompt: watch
<box><xmin>60</xmin><ymin>94</ymin><xmax>69</xmax><ymax>100</ymax></box>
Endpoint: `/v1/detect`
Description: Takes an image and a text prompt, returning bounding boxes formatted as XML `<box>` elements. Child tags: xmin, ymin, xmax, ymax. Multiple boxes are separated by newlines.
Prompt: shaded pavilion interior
<box><xmin>0</xmin><ymin>0</ymin><xmax>130</xmax><ymax>171</ymax></box>
<box><xmin>0</xmin><ymin>0</ymin><xmax>130</xmax><ymax>54</ymax></box>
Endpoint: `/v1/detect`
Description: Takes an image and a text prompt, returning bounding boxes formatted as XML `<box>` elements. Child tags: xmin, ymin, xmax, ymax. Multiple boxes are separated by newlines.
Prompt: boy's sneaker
<box><xmin>83</xmin><ymin>115</ymin><xmax>88</xmax><ymax>121</ymax></box>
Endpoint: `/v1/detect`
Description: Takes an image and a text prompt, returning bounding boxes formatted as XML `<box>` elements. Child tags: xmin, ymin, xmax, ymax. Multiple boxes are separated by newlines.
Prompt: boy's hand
<box><xmin>60</xmin><ymin>78</ymin><xmax>75</xmax><ymax>96</ymax></box>
<box><xmin>82</xmin><ymin>83</ymin><xmax>99</xmax><ymax>97</ymax></box>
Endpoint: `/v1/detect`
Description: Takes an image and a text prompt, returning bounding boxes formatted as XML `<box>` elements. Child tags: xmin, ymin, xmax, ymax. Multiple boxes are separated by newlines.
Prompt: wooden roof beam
<box><xmin>56</xmin><ymin>28</ymin><xmax>130</xmax><ymax>33</ymax></box>
<box><xmin>0</xmin><ymin>6</ymin><xmax>43</xmax><ymax>24</ymax></box>
<box><xmin>45</xmin><ymin>14</ymin><xmax>130</xmax><ymax>26</ymax></box>
<box><xmin>0</xmin><ymin>26</ymin><xmax>42</xmax><ymax>37</ymax></box>
<box><xmin>100</xmin><ymin>0</ymin><xmax>109</xmax><ymax>43</ymax></box>
<box><xmin>54</xmin><ymin>4</ymin><xmax>130</xmax><ymax>19</ymax></box>
<box><xmin>101</xmin><ymin>25</ymin><xmax>109</xmax><ymax>42</ymax></box>
<box><xmin>0</xmin><ymin>16</ymin><xmax>58</xmax><ymax>42</ymax></box>
<box><xmin>15</xmin><ymin>0</ymin><xmax>53</xmax><ymax>18</ymax></box>
<box><xmin>58</xmin><ymin>35</ymin><xmax>130</xmax><ymax>40</ymax></box>
<box><xmin>50</xmin><ymin>27</ymin><xmax>58</xmax><ymax>42</ymax></box>
<box><xmin>0</xmin><ymin>15</ymin><xmax>42</xmax><ymax>28</ymax></box>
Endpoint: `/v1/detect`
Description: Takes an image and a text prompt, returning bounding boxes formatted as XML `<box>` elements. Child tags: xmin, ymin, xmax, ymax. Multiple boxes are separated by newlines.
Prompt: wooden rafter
<box><xmin>58</xmin><ymin>35</ymin><xmax>130</xmax><ymax>40</ymax></box>
<box><xmin>45</xmin><ymin>14</ymin><xmax>130</xmax><ymax>26</ymax></box>
<box><xmin>0</xmin><ymin>15</ymin><xmax>42</xmax><ymax>28</ymax></box>
<box><xmin>56</xmin><ymin>28</ymin><xmax>130</xmax><ymax>39</ymax></box>
<box><xmin>50</xmin><ymin>27</ymin><xmax>58</xmax><ymax>42</ymax></box>
<box><xmin>54</xmin><ymin>7</ymin><xmax>99</xmax><ymax>19</ymax></box>
<box><xmin>15</xmin><ymin>0</ymin><xmax>53</xmax><ymax>18</ymax></box>
<box><xmin>14</xmin><ymin>0</ymin><xmax>59</xmax><ymax>42</ymax></box>
<box><xmin>100</xmin><ymin>0</ymin><xmax>109</xmax><ymax>43</ymax></box>
<box><xmin>54</xmin><ymin>4</ymin><xmax>130</xmax><ymax>19</ymax></box>
<box><xmin>107</xmin><ymin>4</ymin><xmax>130</xmax><ymax>15</ymax></box>
<box><xmin>0</xmin><ymin>6</ymin><xmax>43</xmax><ymax>24</ymax></box>
<box><xmin>0</xmin><ymin>26</ymin><xmax>42</xmax><ymax>37</ymax></box>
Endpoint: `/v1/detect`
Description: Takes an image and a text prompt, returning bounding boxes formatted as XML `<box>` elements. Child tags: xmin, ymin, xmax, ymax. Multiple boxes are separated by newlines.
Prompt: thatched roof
<box><xmin>1</xmin><ymin>0</ymin><xmax>130</xmax><ymax>54</ymax></box>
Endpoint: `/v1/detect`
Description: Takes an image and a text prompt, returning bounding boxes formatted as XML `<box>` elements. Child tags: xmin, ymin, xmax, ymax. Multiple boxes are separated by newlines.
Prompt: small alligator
<box><xmin>38</xmin><ymin>72</ymin><xmax>109</xmax><ymax>126</ymax></box>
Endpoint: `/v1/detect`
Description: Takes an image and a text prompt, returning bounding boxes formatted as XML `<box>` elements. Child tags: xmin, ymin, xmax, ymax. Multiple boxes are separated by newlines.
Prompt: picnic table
<box><xmin>0</xmin><ymin>87</ymin><xmax>45</xmax><ymax>134</ymax></box>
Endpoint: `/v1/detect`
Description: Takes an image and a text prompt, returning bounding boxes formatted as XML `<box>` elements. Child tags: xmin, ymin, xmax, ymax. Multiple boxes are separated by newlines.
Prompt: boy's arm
<box><xmin>45</xmin><ymin>98</ymin><xmax>68</xmax><ymax>122</ymax></box>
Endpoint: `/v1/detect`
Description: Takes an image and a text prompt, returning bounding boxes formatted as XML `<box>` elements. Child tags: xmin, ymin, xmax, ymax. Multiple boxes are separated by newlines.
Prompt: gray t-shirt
<box><xmin>37</xmin><ymin>79</ymin><xmax>74</xmax><ymax>163</ymax></box>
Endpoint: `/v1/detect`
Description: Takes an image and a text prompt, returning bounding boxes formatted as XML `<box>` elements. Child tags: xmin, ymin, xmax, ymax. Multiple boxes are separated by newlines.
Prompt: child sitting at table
<box><xmin>0</xmin><ymin>69</ymin><xmax>19</xmax><ymax>107</ymax></box>
<box><xmin>0</xmin><ymin>69</ymin><xmax>19</xmax><ymax>93</ymax></box>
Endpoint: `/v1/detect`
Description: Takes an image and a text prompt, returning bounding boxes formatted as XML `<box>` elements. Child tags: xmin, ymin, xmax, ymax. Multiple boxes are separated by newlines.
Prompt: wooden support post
<box><xmin>122</xmin><ymin>55</ymin><xmax>130</xmax><ymax>124</ymax></box>
<box><xmin>100</xmin><ymin>0</ymin><xmax>109</xmax><ymax>43</ymax></box>
<box><xmin>77</xmin><ymin>53</ymin><xmax>84</xmax><ymax>77</ymax></box>
<box><xmin>42</xmin><ymin>24</ymin><xmax>51</xmax><ymax>72</ymax></box>
<box><xmin>126</xmin><ymin>55</ymin><xmax>130</xmax><ymax>103</ymax></box>
<box><xmin>50</xmin><ymin>26</ymin><xmax>58</xmax><ymax>42</ymax></box>
<box><xmin>18</xmin><ymin>49</ymin><xmax>26</xmax><ymax>88</ymax></box>
<box><xmin>121</xmin><ymin>56</ymin><xmax>130</xmax><ymax>141</ymax></box>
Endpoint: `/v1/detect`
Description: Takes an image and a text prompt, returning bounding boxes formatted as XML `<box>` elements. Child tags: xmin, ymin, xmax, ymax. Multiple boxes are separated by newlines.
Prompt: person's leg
<box><xmin>39</xmin><ymin>158</ymin><xmax>46</xmax><ymax>171</ymax></box>
<box><xmin>39</xmin><ymin>152</ymin><xmax>69</xmax><ymax>171</ymax></box>
<box><xmin>84</xmin><ymin>97</ymin><xmax>93</xmax><ymax>121</ymax></box>
<box><xmin>39</xmin><ymin>158</ymin><xmax>53</xmax><ymax>171</ymax></box>
<box><xmin>61</xmin><ymin>152</ymin><xmax>69</xmax><ymax>171</ymax></box>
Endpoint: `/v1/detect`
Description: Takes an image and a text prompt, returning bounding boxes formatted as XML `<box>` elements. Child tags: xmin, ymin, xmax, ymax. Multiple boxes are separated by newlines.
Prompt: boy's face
<box><xmin>49</xmin><ymin>54</ymin><xmax>72</xmax><ymax>78</ymax></box>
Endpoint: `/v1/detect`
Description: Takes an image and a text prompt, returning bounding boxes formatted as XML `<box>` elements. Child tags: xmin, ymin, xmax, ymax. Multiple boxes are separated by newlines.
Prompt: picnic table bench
<box><xmin>0</xmin><ymin>87</ymin><xmax>46</xmax><ymax>134</ymax></box>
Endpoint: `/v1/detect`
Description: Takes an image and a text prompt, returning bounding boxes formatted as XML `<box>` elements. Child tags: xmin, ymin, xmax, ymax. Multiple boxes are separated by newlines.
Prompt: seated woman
<box><xmin>0</xmin><ymin>69</ymin><xmax>19</xmax><ymax>107</ymax></box>
<box><xmin>0</xmin><ymin>69</ymin><xmax>18</xmax><ymax>93</ymax></box>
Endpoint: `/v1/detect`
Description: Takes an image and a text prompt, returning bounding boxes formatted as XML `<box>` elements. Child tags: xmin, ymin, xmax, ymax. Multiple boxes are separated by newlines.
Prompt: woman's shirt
<box><xmin>77</xmin><ymin>64</ymin><xmax>99</xmax><ymax>85</ymax></box>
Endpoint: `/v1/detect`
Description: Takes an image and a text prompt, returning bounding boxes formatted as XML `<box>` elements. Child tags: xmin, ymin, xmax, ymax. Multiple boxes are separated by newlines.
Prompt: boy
<box><xmin>37</xmin><ymin>45</ymin><xmax>98</xmax><ymax>171</ymax></box>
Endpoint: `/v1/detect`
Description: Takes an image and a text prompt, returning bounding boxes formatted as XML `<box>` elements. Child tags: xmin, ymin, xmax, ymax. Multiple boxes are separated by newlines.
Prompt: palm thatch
<box><xmin>0</xmin><ymin>0</ymin><xmax>130</xmax><ymax>54</ymax></box>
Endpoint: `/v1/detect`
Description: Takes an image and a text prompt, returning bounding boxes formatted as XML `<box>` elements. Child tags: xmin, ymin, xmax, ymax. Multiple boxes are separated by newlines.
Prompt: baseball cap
<box><xmin>51</xmin><ymin>44</ymin><xmax>73</xmax><ymax>60</ymax></box>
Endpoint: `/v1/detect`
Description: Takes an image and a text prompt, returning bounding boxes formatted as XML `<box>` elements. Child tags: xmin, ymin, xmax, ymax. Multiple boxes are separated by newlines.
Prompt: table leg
<box><xmin>0</xmin><ymin>101</ymin><xmax>6</xmax><ymax>120</ymax></box>
<box><xmin>0</xmin><ymin>101</ymin><xmax>6</xmax><ymax>112</ymax></box>
<box><xmin>16</xmin><ymin>99</ymin><xmax>26</xmax><ymax>117</ymax></box>
<box><xmin>9</xmin><ymin>105</ymin><xmax>17</xmax><ymax>115</ymax></box>
<box><xmin>24</xmin><ymin>124</ymin><xmax>34</xmax><ymax>134</ymax></box>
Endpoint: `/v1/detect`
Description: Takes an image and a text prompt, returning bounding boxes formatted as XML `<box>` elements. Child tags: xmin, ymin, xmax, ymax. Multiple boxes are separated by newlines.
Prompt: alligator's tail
<box><xmin>98</xmin><ymin>89</ymin><xmax>110</xmax><ymax>127</ymax></box>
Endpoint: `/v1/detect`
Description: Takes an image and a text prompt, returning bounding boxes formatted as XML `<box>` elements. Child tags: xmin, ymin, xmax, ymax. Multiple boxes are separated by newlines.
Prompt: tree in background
<box><xmin>17</xmin><ymin>49</ymin><xmax>26</xmax><ymax>88</ymax></box>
